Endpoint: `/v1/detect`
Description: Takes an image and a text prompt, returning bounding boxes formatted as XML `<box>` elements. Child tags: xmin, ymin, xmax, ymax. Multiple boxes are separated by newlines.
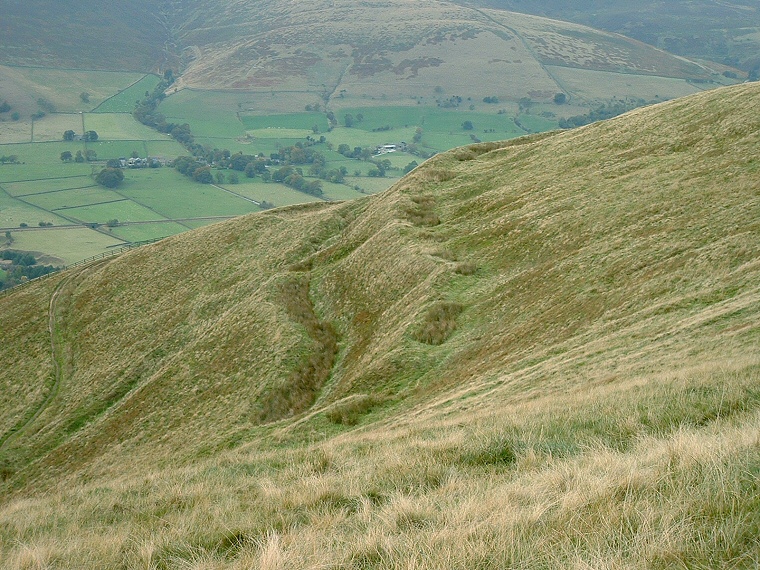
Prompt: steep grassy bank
<box><xmin>0</xmin><ymin>83</ymin><xmax>758</xmax><ymax>568</ymax></box>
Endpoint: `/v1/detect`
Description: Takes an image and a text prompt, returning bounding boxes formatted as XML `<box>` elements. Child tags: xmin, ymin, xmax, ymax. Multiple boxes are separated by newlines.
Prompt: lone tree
<box><xmin>96</xmin><ymin>167</ymin><xmax>124</xmax><ymax>188</ymax></box>
<box><xmin>554</xmin><ymin>92</ymin><xmax>567</xmax><ymax>105</ymax></box>
<box><xmin>462</xmin><ymin>120</ymin><xmax>474</xmax><ymax>130</ymax></box>
<box><xmin>63</xmin><ymin>130</ymin><xmax>76</xmax><ymax>141</ymax></box>
<box><xmin>60</xmin><ymin>151</ymin><xmax>73</xmax><ymax>162</ymax></box>
<box><xmin>83</xmin><ymin>130</ymin><xmax>98</xmax><ymax>142</ymax></box>
<box><xmin>80</xmin><ymin>92</ymin><xmax>90</xmax><ymax>103</ymax></box>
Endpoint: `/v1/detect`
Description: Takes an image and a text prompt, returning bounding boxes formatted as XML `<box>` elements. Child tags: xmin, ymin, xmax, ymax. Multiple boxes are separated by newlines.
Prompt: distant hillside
<box><xmin>472</xmin><ymin>0</ymin><xmax>760</xmax><ymax>75</ymax></box>
<box><xmin>1</xmin><ymin>0</ymin><xmax>725</xmax><ymax>103</ymax></box>
<box><xmin>0</xmin><ymin>0</ymin><xmax>171</xmax><ymax>71</ymax></box>
<box><xmin>169</xmin><ymin>0</ymin><xmax>718</xmax><ymax>103</ymax></box>
<box><xmin>0</xmin><ymin>84</ymin><xmax>758</xmax><ymax>568</ymax></box>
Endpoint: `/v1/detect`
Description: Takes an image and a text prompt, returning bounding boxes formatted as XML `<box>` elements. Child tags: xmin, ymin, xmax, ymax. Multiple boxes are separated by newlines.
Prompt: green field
<box><xmin>2</xmin><ymin>227</ymin><xmax>124</xmax><ymax>265</ymax></box>
<box><xmin>83</xmin><ymin>113</ymin><xmax>168</xmax><ymax>140</ymax></box>
<box><xmin>32</xmin><ymin>114</ymin><xmax>83</xmax><ymax>142</ymax></box>
<box><xmin>107</xmin><ymin>221</ymin><xmax>191</xmax><ymax>243</ymax></box>
<box><xmin>221</xmin><ymin>180</ymin><xmax>324</xmax><ymax>208</ymax></box>
<box><xmin>0</xmin><ymin>66</ymin><xmax>148</xmax><ymax>114</ymax></box>
<box><xmin>2</xmin><ymin>176</ymin><xmax>94</xmax><ymax>196</ymax></box>
<box><xmin>21</xmin><ymin>186</ymin><xmax>115</xmax><ymax>211</ymax></box>
<box><xmin>117</xmin><ymin>171</ymin><xmax>260</xmax><ymax>219</ymax></box>
<box><xmin>547</xmin><ymin>67</ymin><xmax>703</xmax><ymax>102</ymax></box>
<box><xmin>92</xmin><ymin>75</ymin><xmax>161</xmax><ymax>113</ymax></box>
<box><xmin>0</xmin><ymin>189</ymin><xmax>72</xmax><ymax>229</ymax></box>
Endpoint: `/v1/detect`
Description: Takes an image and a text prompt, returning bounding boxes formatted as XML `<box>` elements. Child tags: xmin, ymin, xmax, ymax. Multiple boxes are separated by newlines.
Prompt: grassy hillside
<box><xmin>0</xmin><ymin>1</ymin><xmax>171</xmax><ymax>71</ymax></box>
<box><xmin>169</xmin><ymin>0</ymin><xmax>721</xmax><ymax>105</ymax></box>
<box><xmin>0</xmin><ymin>83</ymin><xmax>758</xmax><ymax>568</ymax></box>
<box><xmin>475</xmin><ymin>0</ymin><xmax>760</xmax><ymax>75</ymax></box>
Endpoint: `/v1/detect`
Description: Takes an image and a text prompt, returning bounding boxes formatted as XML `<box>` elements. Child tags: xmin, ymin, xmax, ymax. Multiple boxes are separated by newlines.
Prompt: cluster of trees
<box><xmin>0</xmin><ymin>155</ymin><xmax>19</xmax><ymax>164</ymax></box>
<box><xmin>271</xmin><ymin>165</ymin><xmax>323</xmax><ymax>196</ymax></box>
<box><xmin>337</xmin><ymin>144</ymin><xmax>373</xmax><ymax>161</ymax></box>
<box><xmin>63</xmin><ymin>130</ymin><xmax>99</xmax><ymax>141</ymax></box>
<box><xmin>0</xmin><ymin>251</ymin><xmax>60</xmax><ymax>291</ymax></box>
<box><xmin>558</xmin><ymin>99</ymin><xmax>648</xmax><ymax>129</ymax></box>
<box><xmin>174</xmin><ymin>156</ymin><xmax>214</xmax><ymax>184</ymax></box>
<box><xmin>95</xmin><ymin>167</ymin><xmax>124</xmax><ymax>188</ymax></box>
<box><xmin>343</xmin><ymin>113</ymin><xmax>364</xmax><ymax>127</ymax></box>
<box><xmin>133</xmin><ymin>72</ymin><xmax>207</xmax><ymax>154</ymax></box>
<box><xmin>0</xmin><ymin>101</ymin><xmax>19</xmax><ymax>120</ymax></box>
<box><xmin>437</xmin><ymin>95</ymin><xmax>463</xmax><ymax>109</ymax></box>
<box><xmin>483</xmin><ymin>96</ymin><xmax>500</xmax><ymax>104</ymax></box>
<box><xmin>61</xmin><ymin>150</ymin><xmax>97</xmax><ymax>163</ymax></box>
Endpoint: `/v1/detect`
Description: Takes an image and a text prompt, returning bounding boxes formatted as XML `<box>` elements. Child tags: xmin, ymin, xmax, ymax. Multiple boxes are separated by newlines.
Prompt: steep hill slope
<box><xmin>0</xmin><ymin>83</ymin><xmax>758</xmax><ymax>568</ymax></box>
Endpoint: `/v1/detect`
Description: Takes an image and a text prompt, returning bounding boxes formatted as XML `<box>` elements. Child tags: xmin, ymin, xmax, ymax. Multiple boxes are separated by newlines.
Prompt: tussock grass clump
<box><xmin>416</xmin><ymin>168</ymin><xmax>457</xmax><ymax>183</ymax></box>
<box><xmin>431</xmin><ymin>248</ymin><xmax>458</xmax><ymax>261</ymax></box>
<box><xmin>405</xmin><ymin>194</ymin><xmax>440</xmax><ymax>227</ymax></box>
<box><xmin>454</xmin><ymin>261</ymin><xmax>477</xmax><ymax>275</ymax></box>
<box><xmin>413</xmin><ymin>301</ymin><xmax>464</xmax><ymax>345</ymax></box>
<box><xmin>458</xmin><ymin>433</ymin><xmax>522</xmax><ymax>467</ymax></box>
<box><xmin>325</xmin><ymin>394</ymin><xmax>382</xmax><ymax>426</ymax></box>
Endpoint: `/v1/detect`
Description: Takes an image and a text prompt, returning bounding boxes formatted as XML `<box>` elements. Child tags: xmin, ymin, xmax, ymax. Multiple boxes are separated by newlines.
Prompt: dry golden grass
<box><xmin>0</xmin><ymin>83</ymin><xmax>758</xmax><ymax>568</ymax></box>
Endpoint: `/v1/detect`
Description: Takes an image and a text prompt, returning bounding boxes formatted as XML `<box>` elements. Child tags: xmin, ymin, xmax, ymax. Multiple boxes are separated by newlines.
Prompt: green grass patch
<box><xmin>333</xmin><ymin>106</ymin><xmax>428</xmax><ymax>131</ymax></box>
<box><xmin>320</xmin><ymin>181</ymin><xmax>369</xmax><ymax>202</ymax></box>
<box><xmin>23</xmin><ymin>187</ymin><xmax>115</xmax><ymax>211</ymax></box>
<box><xmin>0</xmin><ymin>67</ymin><xmax>147</xmax><ymax>113</ymax></box>
<box><xmin>240</xmin><ymin>112</ymin><xmax>329</xmax><ymax>132</ymax></box>
<box><xmin>31</xmin><ymin>114</ymin><xmax>83</xmax><ymax>142</ymax></box>
<box><xmin>326</xmin><ymin>126</ymin><xmax>418</xmax><ymax>151</ymax></box>
<box><xmin>83</xmin><ymin>113</ymin><xmax>167</xmax><ymax>141</ymax></box>
<box><xmin>116</xmin><ymin>170</ymin><xmax>260</xmax><ymax>219</ymax></box>
<box><xmin>0</xmin><ymin>142</ymin><xmax>91</xmax><ymax>181</ymax></box>
<box><xmin>224</xmin><ymin>180</ymin><xmax>324</xmax><ymax>208</ymax></box>
<box><xmin>343</xmin><ymin>176</ymin><xmax>396</xmax><ymax>195</ymax></box>
<box><xmin>161</xmin><ymin>92</ymin><xmax>249</xmax><ymax>139</ymax></box>
<box><xmin>2</xmin><ymin>176</ymin><xmax>94</xmax><ymax>197</ymax></box>
<box><xmin>144</xmin><ymin>139</ymin><xmax>188</xmax><ymax>159</ymax></box>
<box><xmin>85</xmin><ymin>140</ymin><xmax>148</xmax><ymax>160</ymax></box>
<box><xmin>0</xmin><ymin>191</ymin><xmax>70</xmax><ymax>229</ymax></box>
<box><xmin>59</xmin><ymin>200</ymin><xmax>167</xmax><ymax>224</ymax></box>
<box><xmin>107</xmin><ymin>221</ymin><xmax>189</xmax><ymax>243</ymax></box>
<box><xmin>515</xmin><ymin>114</ymin><xmax>560</xmax><ymax>133</ymax></box>
<box><xmin>3</xmin><ymin>227</ymin><xmax>123</xmax><ymax>265</ymax></box>
<box><xmin>92</xmin><ymin>75</ymin><xmax>161</xmax><ymax>113</ymax></box>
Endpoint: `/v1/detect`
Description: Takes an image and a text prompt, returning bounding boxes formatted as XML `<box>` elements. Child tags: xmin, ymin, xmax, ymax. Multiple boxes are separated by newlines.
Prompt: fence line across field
<box><xmin>0</xmin><ymin>237</ymin><xmax>166</xmax><ymax>297</ymax></box>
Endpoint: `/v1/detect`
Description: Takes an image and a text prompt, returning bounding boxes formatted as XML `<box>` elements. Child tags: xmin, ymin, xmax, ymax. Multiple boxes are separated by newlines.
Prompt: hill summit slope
<box><xmin>1</xmin><ymin>83</ymin><xmax>759</xmax><ymax>568</ymax></box>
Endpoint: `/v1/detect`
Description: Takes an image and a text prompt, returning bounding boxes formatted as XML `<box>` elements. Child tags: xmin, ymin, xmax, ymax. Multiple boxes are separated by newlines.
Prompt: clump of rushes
<box><xmin>325</xmin><ymin>394</ymin><xmax>382</xmax><ymax>426</ymax></box>
<box><xmin>406</xmin><ymin>195</ymin><xmax>440</xmax><ymax>227</ymax></box>
<box><xmin>414</xmin><ymin>301</ymin><xmax>463</xmax><ymax>345</ymax></box>
<box><xmin>454</xmin><ymin>261</ymin><xmax>477</xmax><ymax>275</ymax></box>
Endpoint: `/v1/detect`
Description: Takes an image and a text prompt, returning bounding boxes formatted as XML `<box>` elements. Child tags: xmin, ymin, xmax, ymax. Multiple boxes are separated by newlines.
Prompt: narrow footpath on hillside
<box><xmin>0</xmin><ymin>260</ymin><xmax>109</xmax><ymax>453</ymax></box>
